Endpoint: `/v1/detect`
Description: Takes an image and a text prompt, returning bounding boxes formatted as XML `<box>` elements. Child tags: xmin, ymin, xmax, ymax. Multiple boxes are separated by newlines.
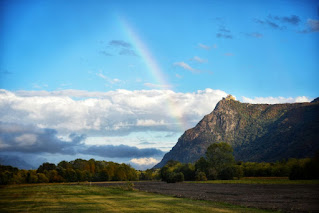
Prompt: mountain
<box><xmin>0</xmin><ymin>155</ymin><xmax>35</xmax><ymax>170</ymax></box>
<box><xmin>154</xmin><ymin>95</ymin><xmax>319</xmax><ymax>168</ymax></box>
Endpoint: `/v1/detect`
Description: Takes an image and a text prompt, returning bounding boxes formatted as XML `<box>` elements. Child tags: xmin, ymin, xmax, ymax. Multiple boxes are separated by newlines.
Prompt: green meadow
<box><xmin>0</xmin><ymin>184</ymin><xmax>276</xmax><ymax>213</ymax></box>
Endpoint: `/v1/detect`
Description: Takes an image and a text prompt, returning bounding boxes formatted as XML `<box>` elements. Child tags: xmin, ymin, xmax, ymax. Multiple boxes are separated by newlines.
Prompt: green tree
<box><xmin>26</xmin><ymin>170</ymin><xmax>38</xmax><ymax>183</ymax></box>
<box><xmin>178</xmin><ymin>163</ymin><xmax>195</xmax><ymax>181</ymax></box>
<box><xmin>167</xmin><ymin>172</ymin><xmax>184</xmax><ymax>183</ymax></box>
<box><xmin>114</xmin><ymin>165</ymin><xmax>127</xmax><ymax>181</ymax></box>
<box><xmin>58</xmin><ymin>161</ymin><xmax>72</xmax><ymax>170</ymax></box>
<box><xmin>37</xmin><ymin>173</ymin><xmax>49</xmax><ymax>183</ymax></box>
<box><xmin>65</xmin><ymin>168</ymin><xmax>77</xmax><ymax>182</ymax></box>
<box><xmin>99</xmin><ymin>168</ymin><xmax>111</xmax><ymax>181</ymax></box>
<box><xmin>160</xmin><ymin>160</ymin><xmax>181</xmax><ymax>182</ymax></box>
<box><xmin>195</xmin><ymin>157</ymin><xmax>209</xmax><ymax>178</ymax></box>
<box><xmin>205</xmin><ymin>142</ymin><xmax>236</xmax><ymax>180</ymax></box>
<box><xmin>195</xmin><ymin>171</ymin><xmax>207</xmax><ymax>181</ymax></box>
<box><xmin>37</xmin><ymin>163</ymin><xmax>57</xmax><ymax>173</ymax></box>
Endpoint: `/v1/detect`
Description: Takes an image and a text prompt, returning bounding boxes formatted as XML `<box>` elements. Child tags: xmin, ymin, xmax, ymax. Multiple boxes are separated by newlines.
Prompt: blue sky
<box><xmin>0</xmin><ymin>0</ymin><xmax>318</xmax><ymax>169</ymax></box>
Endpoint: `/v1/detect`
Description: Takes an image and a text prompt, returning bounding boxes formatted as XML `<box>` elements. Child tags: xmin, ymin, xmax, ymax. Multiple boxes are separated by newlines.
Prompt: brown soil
<box><xmin>91</xmin><ymin>181</ymin><xmax>319</xmax><ymax>213</ymax></box>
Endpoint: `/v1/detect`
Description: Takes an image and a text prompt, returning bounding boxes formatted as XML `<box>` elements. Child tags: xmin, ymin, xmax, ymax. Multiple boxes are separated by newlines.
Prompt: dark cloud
<box><xmin>266</xmin><ymin>20</ymin><xmax>281</xmax><ymax>29</ymax></box>
<box><xmin>269</xmin><ymin>15</ymin><xmax>301</xmax><ymax>25</ymax></box>
<box><xmin>254</xmin><ymin>18</ymin><xmax>282</xmax><ymax>29</ymax></box>
<box><xmin>299</xmin><ymin>19</ymin><xmax>319</xmax><ymax>33</ymax></box>
<box><xmin>106</xmin><ymin>40</ymin><xmax>138</xmax><ymax>57</ymax></box>
<box><xmin>0</xmin><ymin>123</ymin><xmax>84</xmax><ymax>154</ymax></box>
<box><xmin>82</xmin><ymin>144</ymin><xmax>164</xmax><ymax>158</ymax></box>
<box><xmin>254</xmin><ymin>19</ymin><xmax>265</xmax><ymax>25</ymax></box>
<box><xmin>119</xmin><ymin>49</ymin><xmax>138</xmax><ymax>56</ymax></box>
<box><xmin>219</xmin><ymin>26</ymin><xmax>231</xmax><ymax>33</ymax></box>
<box><xmin>216</xmin><ymin>25</ymin><xmax>233</xmax><ymax>39</ymax></box>
<box><xmin>0</xmin><ymin>123</ymin><xmax>164</xmax><ymax>159</ymax></box>
<box><xmin>254</xmin><ymin>15</ymin><xmax>300</xmax><ymax>30</ymax></box>
<box><xmin>216</xmin><ymin>33</ymin><xmax>233</xmax><ymax>39</ymax></box>
<box><xmin>109</xmin><ymin>40</ymin><xmax>132</xmax><ymax>48</ymax></box>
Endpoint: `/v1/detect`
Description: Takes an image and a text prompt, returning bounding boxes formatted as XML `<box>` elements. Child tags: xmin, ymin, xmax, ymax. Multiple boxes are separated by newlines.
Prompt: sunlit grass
<box><xmin>0</xmin><ymin>184</ymin><xmax>277</xmax><ymax>212</ymax></box>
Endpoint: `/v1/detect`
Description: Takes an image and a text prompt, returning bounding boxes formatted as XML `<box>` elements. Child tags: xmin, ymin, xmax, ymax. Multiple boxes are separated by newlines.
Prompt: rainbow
<box><xmin>118</xmin><ymin>16</ymin><xmax>188</xmax><ymax>132</ymax></box>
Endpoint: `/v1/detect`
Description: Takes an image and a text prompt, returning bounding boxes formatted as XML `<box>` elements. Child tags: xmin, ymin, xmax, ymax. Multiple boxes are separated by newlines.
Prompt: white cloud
<box><xmin>15</xmin><ymin>134</ymin><xmax>37</xmax><ymax>146</ymax></box>
<box><xmin>0</xmin><ymin>89</ymin><xmax>228</xmax><ymax>135</ymax></box>
<box><xmin>130</xmin><ymin>157</ymin><xmax>159</xmax><ymax>166</ymax></box>
<box><xmin>198</xmin><ymin>43</ymin><xmax>211</xmax><ymax>50</ymax></box>
<box><xmin>112</xmin><ymin>78</ymin><xmax>121</xmax><ymax>83</ymax></box>
<box><xmin>241</xmin><ymin>96</ymin><xmax>311</xmax><ymax>104</ymax></box>
<box><xmin>96</xmin><ymin>72</ymin><xmax>108</xmax><ymax>80</ymax></box>
<box><xmin>191</xmin><ymin>56</ymin><xmax>207</xmax><ymax>63</ymax></box>
<box><xmin>96</xmin><ymin>72</ymin><xmax>123</xmax><ymax>85</ymax></box>
<box><xmin>173</xmin><ymin>62</ymin><xmax>198</xmax><ymax>73</ymax></box>
<box><xmin>2</xmin><ymin>89</ymin><xmax>311</xmax><ymax>138</ymax></box>
<box><xmin>136</xmin><ymin>119</ymin><xmax>165</xmax><ymax>127</ymax></box>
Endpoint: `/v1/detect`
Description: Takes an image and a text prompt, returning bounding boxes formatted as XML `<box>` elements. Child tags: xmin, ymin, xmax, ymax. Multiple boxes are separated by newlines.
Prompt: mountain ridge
<box><xmin>154</xmin><ymin>96</ymin><xmax>319</xmax><ymax>168</ymax></box>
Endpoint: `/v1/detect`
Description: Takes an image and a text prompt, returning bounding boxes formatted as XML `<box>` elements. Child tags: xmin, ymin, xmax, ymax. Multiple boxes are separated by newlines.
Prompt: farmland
<box><xmin>92</xmin><ymin>180</ymin><xmax>319</xmax><ymax>213</ymax></box>
<box><xmin>0</xmin><ymin>183</ymin><xmax>274</xmax><ymax>213</ymax></box>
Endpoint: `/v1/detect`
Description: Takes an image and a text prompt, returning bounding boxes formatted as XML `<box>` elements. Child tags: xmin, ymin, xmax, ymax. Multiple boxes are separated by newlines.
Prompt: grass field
<box><xmin>0</xmin><ymin>184</ymin><xmax>277</xmax><ymax>213</ymax></box>
<box><xmin>187</xmin><ymin>177</ymin><xmax>319</xmax><ymax>184</ymax></box>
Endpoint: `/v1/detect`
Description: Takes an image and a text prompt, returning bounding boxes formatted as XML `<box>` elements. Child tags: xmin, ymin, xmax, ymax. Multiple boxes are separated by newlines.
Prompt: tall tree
<box><xmin>205</xmin><ymin>142</ymin><xmax>235</xmax><ymax>179</ymax></box>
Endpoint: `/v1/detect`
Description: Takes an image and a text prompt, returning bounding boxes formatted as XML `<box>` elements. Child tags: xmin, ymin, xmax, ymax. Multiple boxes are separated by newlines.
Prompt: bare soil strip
<box><xmin>92</xmin><ymin>181</ymin><xmax>319</xmax><ymax>213</ymax></box>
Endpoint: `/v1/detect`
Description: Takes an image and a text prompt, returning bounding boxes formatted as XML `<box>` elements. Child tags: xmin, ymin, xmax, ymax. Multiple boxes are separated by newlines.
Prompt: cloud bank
<box><xmin>0</xmin><ymin>122</ymin><xmax>164</xmax><ymax>159</ymax></box>
<box><xmin>0</xmin><ymin>89</ymin><xmax>312</xmax><ymax>169</ymax></box>
<box><xmin>0</xmin><ymin>89</ymin><xmax>228</xmax><ymax>135</ymax></box>
<box><xmin>241</xmin><ymin>96</ymin><xmax>311</xmax><ymax>104</ymax></box>
<box><xmin>130</xmin><ymin>157</ymin><xmax>159</xmax><ymax>166</ymax></box>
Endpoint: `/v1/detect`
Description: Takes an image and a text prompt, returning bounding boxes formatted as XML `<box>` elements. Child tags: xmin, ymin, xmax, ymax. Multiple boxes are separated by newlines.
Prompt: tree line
<box><xmin>158</xmin><ymin>142</ymin><xmax>319</xmax><ymax>183</ymax></box>
<box><xmin>0</xmin><ymin>159</ymin><xmax>138</xmax><ymax>185</ymax></box>
<box><xmin>1</xmin><ymin>142</ymin><xmax>318</xmax><ymax>185</ymax></box>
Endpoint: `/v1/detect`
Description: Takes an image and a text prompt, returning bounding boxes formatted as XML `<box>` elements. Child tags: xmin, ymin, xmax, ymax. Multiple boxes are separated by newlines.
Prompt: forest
<box><xmin>1</xmin><ymin>143</ymin><xmax>318</xmax><ymax>185</ymax></box>
<box><xmin>0</xmin><ymin>159</ymin><xmax>138</xmax><ymax>185</ymax></box>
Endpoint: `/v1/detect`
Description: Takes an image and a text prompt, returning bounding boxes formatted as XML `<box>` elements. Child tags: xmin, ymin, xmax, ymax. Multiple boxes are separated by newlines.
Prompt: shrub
<box><xmin>166</xmin><ymin>172</ymin><xmax>184</xmax><ymax>183</ymax></box>
<box><xmin>195</xmin><ymin>171</ymin><xmax>207</xmax><ymax>181</ymax></box>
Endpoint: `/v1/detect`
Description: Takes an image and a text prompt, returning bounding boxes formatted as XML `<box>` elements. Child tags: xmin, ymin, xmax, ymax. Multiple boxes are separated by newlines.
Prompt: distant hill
<box><xmin>0</xmin><ymin>155</ymin><xmax>35</xmax><ymax>170</ymax></box>
<box><xmin>154</xmin><ymin>95</ymin><xmax>319</xmax><ymax>168</ymax></box>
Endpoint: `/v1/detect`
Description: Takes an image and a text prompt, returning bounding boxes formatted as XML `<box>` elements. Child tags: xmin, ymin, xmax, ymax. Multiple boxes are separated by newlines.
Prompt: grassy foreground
<box><xmin>0</xmin><ymin>184</ymin><xmax>276</xmax><ymax>213</ymax></box>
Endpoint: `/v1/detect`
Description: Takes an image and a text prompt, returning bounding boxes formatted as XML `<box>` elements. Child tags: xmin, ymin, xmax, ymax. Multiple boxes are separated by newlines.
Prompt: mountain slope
<box><xmin>154</xmin><ymin>96</ymin><xmax>319</xmax><ymax>168</ymax></box>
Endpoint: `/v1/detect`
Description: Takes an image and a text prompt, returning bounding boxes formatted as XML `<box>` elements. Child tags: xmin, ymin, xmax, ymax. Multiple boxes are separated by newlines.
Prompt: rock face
<box><xmin>154</xmin><ymin>97</ymin><xmax>319</xmax><ymax>168</ymax></box>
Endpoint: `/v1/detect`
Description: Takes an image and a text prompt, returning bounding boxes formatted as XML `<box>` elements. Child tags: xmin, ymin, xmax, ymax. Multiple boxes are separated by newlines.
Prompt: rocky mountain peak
<box><xmin>224</xmin><ymin>94</ymin><xmax>236</xmax><ymax>101</ymax></box>
<box><xmin>154</xmin><ymin>98</ymin><xmax>319</xmax><ymax>168</ymax></box>
<box><xmin>311</xmin><ymin>97</ymin><xmax>319</xmax><ymax>103</ymax></box>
